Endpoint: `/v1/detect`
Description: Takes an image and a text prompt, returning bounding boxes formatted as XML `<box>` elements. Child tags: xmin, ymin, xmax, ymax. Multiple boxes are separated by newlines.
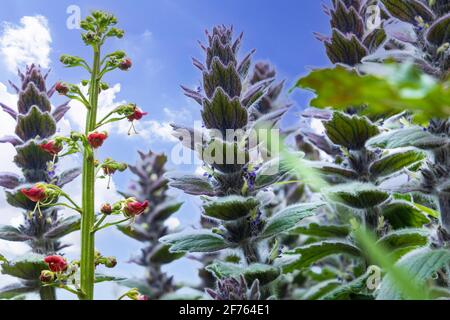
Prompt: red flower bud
<box><xmin>88</xmin><ymin>131</ymin><xmax>108</xmax><ymax>149</ymax></box>
<box><xmin>39</xmin><ymin>270</ymin><xmax>55</xmax><ymax>283</ymax></box>
<box><xmin>123</xmin><ymin>199</ymin><xmax>149</xmax><ymax>217</ymax></box>
<box><xmin>127</xmin><ymin>107</ymin><xmax>148</xmax><ymax>122</ymax></box>
<box><xmin>55</xmin><ymin>82</ymin><xmax>69</xmax><ymax>95</ymax></box>
<box><xmin>40</xmin><ymin>140</ymin><xmax>63</xmax><ymax>156</ymax></box>
<box><xmin>105</xmin><ymin>257</ymin><xmax>117</xmax><ymax>268</ymax></box>
<box><xmin>21</xmin><ymin>185</ymin><xmax>47</xmax><ymax>202</ymax></box>
<box><xmin>44</xmin><ymin>255</ymin><xmax>68</xmax><ymax>273</ymax></box>
<box><xmin>101</xmin><ymin>203</ymin><xmax>113</xmax><ymax>215</ymax></box>
<box><xmin>118</xmin><ymin>57</ymin><xmax>132</xmax><ymax>71</ymax></box>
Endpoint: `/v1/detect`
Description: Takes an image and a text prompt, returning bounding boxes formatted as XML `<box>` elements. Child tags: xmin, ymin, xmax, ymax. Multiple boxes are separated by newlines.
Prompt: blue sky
<box><xmin>0</xmin><ymin>0</ymin><xmax>331</xmax><ymax>299</ymax></box>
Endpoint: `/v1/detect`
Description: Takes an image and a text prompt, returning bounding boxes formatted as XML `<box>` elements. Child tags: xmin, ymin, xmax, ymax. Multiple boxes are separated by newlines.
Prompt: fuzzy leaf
<box><xmin>291</xmin><ymin>223</ymin><xmax>351</xmax><ymax>239</ymax></box>
<box><xmin>203</xmin><ymin>196</ymin><xmax>259</xmax><ymax>221</ymax></box>
<box><xmin>367</xmin><ymin>127</ymin><xmax>448</xmax><ymax>150</ymax></box>
<box><xmin>326</xmin><ymin>183</ymin><xmax>390</xmax><ymax>209</ymax></box>
<box><xmin>149</xmin><ymin>244</ymin><xmax>185</xmax><ymax>265</ymax></box>
<box><xmin>281</xmin><ymin>241</ymin><xmax>361</xmax><ymax>273</ymax></box>
<box><xmin>166</xmin><ymin>173</ymin><xmax>215</xmax><ymax>196</ymax></box>
<box><xmin>0</xmin><ymin>225</ymin><xmax>31</xmax><ymax>242</ymax></box>
<box><xmin>15</xmin><ymin>106</ymin><xmax>56</xmax><ymax>141</ymax></box>
<box><xmin>260</xmin><ymin>202</ymin><xmax>324</xmax><ymax>239</ymax></box>
<box><xmin>0</xmin><ymin>283</ymin><xmax>36</xmax><ymax>300</ymax></box>
<box><xmin>152</xmin><ymin>201</ymin><xmax>183</xmax><ymax>221</ymax></box>
<box><xmin>382</xmin><ymin>200</ymin><xmax>431</xmax><ymax>229</ymax></box>
<box><xmin>377</xmin><ymin>248</ymin><xmax>450</xmax><ymax>300</ymax></box>
<box><xmin>14</xmin><ymin>140</ymin><xmax>53</xmax><ymax>182</ymax></box>
<box><xmin>94</xmin><ymin>273</ymin><xmax>126</xmax><ymax>284</ymax></box>
<box><xmin>202</xmin><ymin>87</ymin><xmax>248</xmax><ymax>133</ymax></box>
<box><xmin>381</xmin><ymin>0</ymin><xmax>435</xmax><ymax>23</ymax></box>
<box><xmin>1</xmin><ymin>254</ymin><xmax>47</xmax><ymax>281</ymax></box>
<box><xmin>369</xmin><ymin>149</ymin><xmax>426</xmax><ymax>179</ymax></box>
<box><xmin>56</xmin><ymin>168</ymin><xmax>81</xmax><ymax>187</ymax></box>
<box><xmin>426</xmin><ymin>13</ymin><xmax>450</xmax><ymax>45</ymax></box>
<box><xmin>376</xmin><ymin>229</ymin><xmax>430</xmax><ymax>260</ymax></box>
<box><xmin>206</xmin><ymin>261</ymin><xmax>280</xmax><ymax>286</ymax></box>
<box><xmin>322</xmin><ymin>268</ymin><xmax>376</xmax><ymax>300</ymax></box>
<box><xmin>160</xmin><ymin>231</ymin><xmax>230</xmax><ymax>253</ymax></box>
<box><xmin>0</xmin><ymin>135</ymin><xmax>23</xmax><ymax>146</ymax></box>
<box><xmin>203</xmin><ymin>58</ymin><xmax>242</xmax><ymax>99</ymax></box>
<box><xmin>300</xmin><ymin>279</ymin><xmax>342</xmax><ymax>300</ymax></box>
<box><xmin>0</xmin><ymin>173</ymin><xmax>21</xmax><ymax>189</ymax></box>
<box><xmin>17</xmin><ymin>83</ymin><xmax>51</xmax><ymax>114</ymax></box>
<box><xmin>44</xmin><ymin>215</ymin><xmax>81</xmax><ymax>239</ymax></box>
<box><xmin>306</xmin><ymin>161</ymin><xmax>358</xmax><ymax>180</ymax></box>
<box><xmin>324</xmin><ymin>29</ymin><xmax>368</xmax><ymax>66</ymax></box>
<box><xmin>324</xmin><ymin>112</ymin><xmax>380</xmax><ymax>150</ymax></box>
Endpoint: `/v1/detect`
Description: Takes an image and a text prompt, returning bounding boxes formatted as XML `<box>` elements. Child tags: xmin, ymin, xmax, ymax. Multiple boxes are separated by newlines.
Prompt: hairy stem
<box><xmin>39</xmin><ymin>286</ymin><xmax>56</xmax><ymax>300</ymax></box>
<box><xmin>438</xmin><ymin>192</ymin><xmax>450</xmax><ymax>234</ymax></box>
<box><xmin>242</xmin><ymin>242</ymin><xmax>260</xmax><ymax>265</ymax></box>
<box><xmin>80</xmin><ymin>46</ymin><xmax>101</xmax><ymax>300</ymax></box>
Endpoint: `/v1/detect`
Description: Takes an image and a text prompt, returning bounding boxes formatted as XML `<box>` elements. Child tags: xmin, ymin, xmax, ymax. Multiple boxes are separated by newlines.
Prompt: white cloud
<box><xmin>0</xmin><ymin>16</ymin><xmax>51</xmax><ymax>72</ymax></box>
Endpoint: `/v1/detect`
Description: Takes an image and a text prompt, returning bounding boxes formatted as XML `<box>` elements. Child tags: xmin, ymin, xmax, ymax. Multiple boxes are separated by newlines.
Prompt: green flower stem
<box><xmin>80</xmin><ymin>45</ymin><xmax>101</xmax><ymax>300</ymax></box>
<box><xmin>92</xmin><ymin>217</ymin><xmax>132</xmax><ymax>234</ymax></box>
<box><xmin>91</xmin><ymin>214</ymin><xmax>108</xmax><ymax>233</ymax></box>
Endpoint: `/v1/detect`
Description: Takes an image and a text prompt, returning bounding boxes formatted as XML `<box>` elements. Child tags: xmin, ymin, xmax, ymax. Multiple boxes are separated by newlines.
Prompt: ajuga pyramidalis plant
<box><xmin>117</xmin><ymin>150</ymin><xmax>183</xmax><ymax>299</ymax></box>
<box><xmin>162</xmin><ymin>25</ymin><xmax>323</xmax><ymax>300</ymax></box>
<box><xmin>12</xmin><ymin>11</ymin><xmax>149</xmax><ymax>300</ymax></box>
<box><xmin>0</xmin><ymin>65</ymin><xmax>80</xmax><ymax>300</ymax></box>
<box><xmin>284</xmin><ymin>0</ymin><xmax>450</xmax><ymax>299</ymax></box>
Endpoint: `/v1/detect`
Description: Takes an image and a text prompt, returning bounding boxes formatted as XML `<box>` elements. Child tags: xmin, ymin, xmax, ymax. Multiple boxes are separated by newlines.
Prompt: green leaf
<box><xmin>324</xmin><ymin>112</ymin><xmax>380</xmax><ymax>150</ymax></box>
<box><xmin>149</xmin><ymin>244</ymin><xmax>185</xmax><ymax>264</ymax></box>
<box><xmin>160</xmin><ymin>231</ymin><xmax>231</xmax><ymax>253</ymax></box>
<box><xmin>15</xmin><ymin>106</ymin><xmax>56</xmax><ymax>141</ymax></box>
<box><xmin>369</xmin><ymin>149</ymin><xmax>426</xmax><ymax>179</ymax></box>
<box><xmin>382</xmin><ymin>200</ymin><xmax>431</xmax><ymax>229</ymax></box>
<box><xmin>280</xmin><ymin>241</ymin><xmax>361</xmax><ymax>273</ymax></box>
<box><xmin>305</xmin><ymin>161</ymin><xmax>358</xmax><ymax>180</ymax></box>
<box><xmin>324</xmin><ymin>29</ymin><xmax>368</xmax><ymax>66</ymax></box>
<box><xmin>1</xmin><ymin>254</ymin><xmax>47</xmax><ymax>281</ymax></box>
<box><xmin>426</xmin><ymin>13</ymin><xmax>450</xmax><ymax>45</ymax></box>
<box><xmin>94</xmin><ymin>273</ymin><xmax>126</xmax><ymax>283</ymax></box>
<box><xmin>322</xmin><ymin>268</ymin><xmax>377</xmax><ymax>300</ymax></box>
<box><xmin>377</xmin><ymin>248</ymin><xmax>450</xmax><ymax>300</ymax></box>
<box><xmin>354</xmin><ymin>228</ymin><xmax>429</xmax><ymax>300</ymax></box>
<box><xmin>202</xmin><ymin>86</ymin><xmax>248</xmax><ymax>132</ymax></box>
<box><xmin>260</xmin><ymin>202</ymin><xmax>324</xmax><ymax>239</ymax></box>
<box><xmin>376</xmin><ymin>229</ymin><xmax>429</xmax><ymax>260</ymax></box>
<box><xmin>153</xmin><ymin>201</ymin><xmax>183</xmax><ymax>221</ymax></box>
<box><xmin>299</xmin><ymin>279</ymin><xmax>342</xmax><ymax>300</ymax></box>
<box><xmin>381</xmin><ymin>0</ymin><xmax>435</xmax><ymax>23</ymax></box>
<box><xmin>326</xmin><ymin>183</ymin><xmax>390</xmax><ymax>209</ymax></box>
<box><xmin>367</xmin><ymin>127</ymin><xmax>448</xmax><ymax>150</ymax></box>
<box><xmin>44</xmin><ymin>215</ymin><xmax>81</xmax><ymax>239</ymax></box>
<box><xmin>167</xmin><ymin>173</ymin><xmax>215</xmax><ymax>196</ymax></box>
<box><xmin>0</xmin><ymin>225</ymin><xmax>31</xmax><ymax>242</ymax></box>
<box><xmin>297</xmin><ymin>64</ymin><xmax>450</xmax><ymax>122</ymax></box>
<box><xmin>203</xmin><ymin>196</ymin><xmax>259</xmax><ymax>221</ymax></box>
<box><xmin>0</xmin><ymin>283</ymin><xmax>36</xmax><ymax>300</ymax></box>
<box><xmin>206</xmin><ymin>261</ymin><xmax>280</xmax><ymax>285</ymax></box>
<box><xmin>291</xmin><ymin>223</ymin><xmax>351</xmax><ymax>239</ymax></box>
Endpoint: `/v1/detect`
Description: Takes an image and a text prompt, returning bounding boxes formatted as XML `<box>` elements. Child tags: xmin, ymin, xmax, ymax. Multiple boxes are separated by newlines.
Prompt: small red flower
<box><xmin>21</xmin><ymin>185</ymin><xmax>47</xmax><ymax>202</ymax></box>
<box><xmin>44</xmin><ymin>255</ymin><xmax>68</xmax><ymax>273</ymax></box>
<box><xmin>123</xmin><ymin>199</ymin><xmax>149</xmax><ymax>217</ymax></box>
<box><xmin>118</xmin><ymin>57</ymin><xmax>132</xmax><ymax>71</ymax></box>
<box><xmin>55</xmin><ymin>82</ymin><xmax>69</xmax><ymax>95</ymax></box>
<box><xmin>127</xmin><ymin>107</ymin><xmax>148</xmax><ymax>122</ymax></box>
<box><xmin>40</xmin><ymin>141</ymin><xmax>63</xmax><ymax>156</ymax></box>
<box><xmin>88</xmin><ymin>131</ymin><xmax>108</xmax><ymax>149</ymax></box>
